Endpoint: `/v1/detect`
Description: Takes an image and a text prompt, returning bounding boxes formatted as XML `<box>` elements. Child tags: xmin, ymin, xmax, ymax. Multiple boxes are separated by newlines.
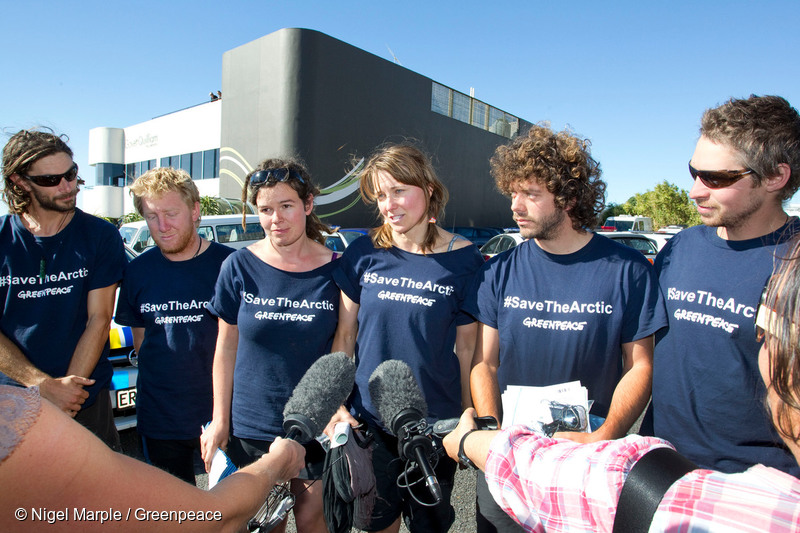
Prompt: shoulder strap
<box><xmin>446</xmin><ymin>234</ymin><xmax>465</xmax><ymax>252</ymax></box>
<box><xmin>612</xmin><ymin>446</ymin><xmax>696</xmax><ymax>533</ymax></box>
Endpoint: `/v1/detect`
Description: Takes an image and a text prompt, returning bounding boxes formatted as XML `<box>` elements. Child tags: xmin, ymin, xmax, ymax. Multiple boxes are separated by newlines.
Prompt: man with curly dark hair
<box><xmin>643</xmin><ymin>95</ymin><xmax>800</xmax><ymax>477</ymax></box>
<box><xmin>464</xmin><ymin>124</ymin><xmax>667</xmax><ymax>532</ymax></box>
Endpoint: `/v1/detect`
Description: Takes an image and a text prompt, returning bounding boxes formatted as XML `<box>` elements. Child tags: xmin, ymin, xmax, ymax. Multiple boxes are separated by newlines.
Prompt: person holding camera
<box><xmin>466</xmin><ymin>124</ymin><xmax>667</xmax><ymax>532</ymax></box>
<box><xmin>444</xmin><ymin>234</ymin><xmax>800</xmax><ymax>532</ymax></box>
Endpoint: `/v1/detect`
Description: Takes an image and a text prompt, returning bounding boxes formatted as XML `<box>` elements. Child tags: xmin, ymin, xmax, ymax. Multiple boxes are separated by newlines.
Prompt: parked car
<box><xmin>448</xmin><ymin>226</ymin><xmax>504</xmax><ymax>247</ymax></box>
<box><xmin>480</xmin><ymin>230</ymin><xmax>661</xmax><ymax>263</ymax></box>
<box><xmin>599</xmin><ymin>231</ymin><xmax>660</xmax><ymax>263</ymax></box>
<box><xmin>120</xmin><ymin>214</ymin><xmax>265</xmax><ymax>253</ymax></box>
<box><xmin>323</xmin><ymin>230</ymin><xmax>361</xmax><ymax>252</ymax></box>
<box><xmin>109</xmin><ymin>245</ymin><xmax>139</xmax><ymax>430</ymax></box>
<box><xmin>480</xmin><ymin>230</ymin><xmax>526</xmax><ymax>260</ymax></box>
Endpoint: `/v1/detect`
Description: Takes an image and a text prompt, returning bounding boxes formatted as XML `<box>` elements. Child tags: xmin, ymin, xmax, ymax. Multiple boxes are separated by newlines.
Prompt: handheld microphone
<box><xmin>368</xmin><ymin>359</ymin><xmax>443</xmax><ymax>504</ymax></box>
<box><xmin>282</xmin><ymin>351</ymin><xmax>356</xmax><ymax>444</ymax></box>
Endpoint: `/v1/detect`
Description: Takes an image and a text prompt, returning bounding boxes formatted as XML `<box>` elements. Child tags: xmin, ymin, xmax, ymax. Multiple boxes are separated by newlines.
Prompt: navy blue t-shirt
<box><xmin>333</xmin><ymin>235</ymin><xmax>485</xmax><ymax>428</ymax></box>
<box><xmin>647</xmin><ymin>222</ymin><xmax>800</xmax><ymax>476</ymax></box>
<box><xmin>0</xmin><ymin>209</ymin><xmax>125</xmax><ymax>406</ymax></box>
<box><xmin>114</xmin><ymin>242</ymin><xmax>233</xmax><ymax>439</ymax></box>
<box><xmin>464</xmin><ymin>234</ymin><xmax>667</xmax><ymax>418</ymax></box>
<box><xmin>208</xmin><ymin>249</ymin><xmax>340</xmax><ymax>440</ymax></box>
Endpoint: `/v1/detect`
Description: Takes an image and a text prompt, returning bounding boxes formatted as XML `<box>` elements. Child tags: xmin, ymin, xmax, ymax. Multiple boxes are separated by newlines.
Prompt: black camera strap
<box><xmin>612</xmin><ymin>446</ymin><xmax>696</xmax><ymax>533</ymax></box>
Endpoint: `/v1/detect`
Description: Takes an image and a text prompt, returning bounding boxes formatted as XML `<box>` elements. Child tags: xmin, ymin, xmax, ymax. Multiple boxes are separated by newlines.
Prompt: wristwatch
<box><xmin>458</xmin><ymin>429</ymin><xmax>479</xmax><ymax>469</ymax></box>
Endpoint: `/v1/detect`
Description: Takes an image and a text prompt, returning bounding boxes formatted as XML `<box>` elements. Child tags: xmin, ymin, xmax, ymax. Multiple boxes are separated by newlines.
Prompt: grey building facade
<box><xmin>220</xmin><ymin>28</ymin><xmax>531</xmax><ymax>228</ymax></box>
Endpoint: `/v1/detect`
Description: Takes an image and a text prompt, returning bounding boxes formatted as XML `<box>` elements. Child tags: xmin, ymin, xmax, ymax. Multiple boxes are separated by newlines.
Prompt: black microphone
<box><xmin>368</xmin><ymin>359</ymin><xmax>443</xmax><ymax>503</ymax></box>
<box><xmin>282</xmin><ymin>351</ymin><xmax>355</xmax><ymax>444</ymax></box>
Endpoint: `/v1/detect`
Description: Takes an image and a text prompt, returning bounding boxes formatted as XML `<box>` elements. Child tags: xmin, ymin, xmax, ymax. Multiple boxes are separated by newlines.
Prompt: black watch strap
<box><xmin>458</xmin><ymin>429</ymin><xmax>479</xmax><ymax>469</ymax></box>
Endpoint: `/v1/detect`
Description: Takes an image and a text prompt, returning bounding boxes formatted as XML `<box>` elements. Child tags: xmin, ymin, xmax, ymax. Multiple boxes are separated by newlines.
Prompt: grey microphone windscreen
<box><xmin>282</xmin><ymin>351</ymin><xmax>356</xmax><ymax>441</ymax></box>
<box><xmin>368</xmin><ymin>359</ymin><xmax>427</xmax><ymax>435</ymax></box>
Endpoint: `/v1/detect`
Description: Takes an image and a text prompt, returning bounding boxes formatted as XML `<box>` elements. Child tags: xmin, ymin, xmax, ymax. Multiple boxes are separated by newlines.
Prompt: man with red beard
<box><xmin>0</xmin><ymin>129</ymin><xmax>125</xmax><ymax>449</ymax></box>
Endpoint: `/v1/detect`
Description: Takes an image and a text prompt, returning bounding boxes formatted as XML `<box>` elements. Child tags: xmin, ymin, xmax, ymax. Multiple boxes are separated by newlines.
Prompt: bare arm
<box><xmin>201</xmin><ymin>319</ymin><xmax>238</xmax><ymax>471</ymax></box>
<box><xmin>0</xmin><ymin>327</ymin><xmax>92</xmax><ymax>416</ymax></box>
<box><xmin>66</xmin><ymin>284</ymin><xmax>117</xmax><ymax>379</ymax></box>
<box><xmin>470</xmin><ymin>323</ymin><xmax>502</xmax><ymax>422</ymax></box>
<box><xmin>324</xmin><ymin>292</ymin><xmax>360</xmax><ymax>437</ymax></box>
<box><xmin>442</xmin><ymin>407</ymin><xmax>498</xmax><ymax>472</ymax></box>
<box><xmin>331</xmin><ymin>292</ymin><xmax>359</xmax><ymax>356</ymax></box>
<box><xmin>1</xmin><ymin>396</ymin><xmax>305</xmax><ymax>533</ymax></box>
<box><xmin>455</xmin><ymin>322</ymin><xmax>477</xmax><ymax>409</ymax></box>
<box><xmin>555</xmin><ymin>336</ymin><xmax>654</xmax><ymax>443</ymax></box>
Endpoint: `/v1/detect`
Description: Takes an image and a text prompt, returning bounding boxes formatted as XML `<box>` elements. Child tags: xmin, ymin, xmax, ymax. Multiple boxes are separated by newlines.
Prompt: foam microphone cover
<box><xmin>368</xmin><ymin>359</ymin><xmax>427</xmax><ymax>436</ymax></box>
<box><xmin>282</xmin><ymin>351</ymin><xmax>356</xmax><ymax>442</ymax></box>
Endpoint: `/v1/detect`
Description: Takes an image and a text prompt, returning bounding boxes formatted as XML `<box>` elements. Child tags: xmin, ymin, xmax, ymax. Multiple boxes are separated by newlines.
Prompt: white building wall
<box><xmin>124</xmin><ymin>100</ymin><xmax>221</xmax><ymax>163</ymax></box>
<box><xmin>84</xmin><ymin>100</ymin><xmax>222</xmax><ymax>218</ymax></box>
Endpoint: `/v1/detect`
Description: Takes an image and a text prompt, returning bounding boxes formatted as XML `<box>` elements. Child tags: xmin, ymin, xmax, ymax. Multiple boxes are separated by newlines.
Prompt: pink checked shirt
<box><xmin>485</xmin><ymin>426</ymin><xmax>800</xmax><ymax>532</ymax></box>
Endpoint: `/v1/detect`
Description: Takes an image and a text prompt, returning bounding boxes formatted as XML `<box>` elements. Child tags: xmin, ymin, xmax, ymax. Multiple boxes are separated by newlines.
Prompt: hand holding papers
<box><xmin>501</xmin><ymin>381</ymin><xmax>591</xmax><ymax>436</ymax></box>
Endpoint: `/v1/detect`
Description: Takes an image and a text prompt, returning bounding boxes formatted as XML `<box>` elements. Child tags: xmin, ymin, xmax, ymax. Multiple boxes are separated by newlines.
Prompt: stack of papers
<box><xmin>207</xmin><ymin>447</ymin><xmax>237</xmax><ymax>489</ymax></box>
<box><xmin>501</xmin><ymin>381</ymin><xmax>591</xmax><ymax>431</ymax></box>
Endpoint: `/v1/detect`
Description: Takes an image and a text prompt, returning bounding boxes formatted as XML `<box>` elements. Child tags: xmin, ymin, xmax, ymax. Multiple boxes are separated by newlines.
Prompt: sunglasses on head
<box><xmin>250</xmin><ymin>168</ymin><xmax>305</xmax><ymax>186</ymax></box>
<box><xmin>689</xmin><ymin>162</ymin><xmax>755</xmax><ymax>189</ymax></box>
<box><xmin>20</xmin><ymin>163</ymin><xmax>79</xmax><ymax>187</ymax></box>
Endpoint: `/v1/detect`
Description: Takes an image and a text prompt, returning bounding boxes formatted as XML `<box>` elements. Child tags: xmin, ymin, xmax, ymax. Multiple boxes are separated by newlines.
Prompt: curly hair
<box><xmin>129</xmin><ymin>167</ymin><xmax>201</xmax><ymax>228</ymax></box>
<box><xmin>2</xmin><ymin>128</ymin><xmax>73</xmax><ymax>215</ymax></box>
<box><xmin>491</xmin><ymin>124</ymin><xmax>606</xmax><ymax>230</ymax></box>
<box><xmin>701</xmin><ymin>95</ymin><xmax>800</xmax><ymax>201</ymax></box>
<box><xmin>359</xmin><ymin>143</ymin><xmax>448</xmax><ymax>253</ymax></box>
<box><xmin>242</xmin><ymin>157</ymin><xmax>330</xmax><ymax>245</ymax></box>
<box><xmin>762</xmin><ymin>237</ymin><xmax>800</xmax><ymax>446</ymax></box>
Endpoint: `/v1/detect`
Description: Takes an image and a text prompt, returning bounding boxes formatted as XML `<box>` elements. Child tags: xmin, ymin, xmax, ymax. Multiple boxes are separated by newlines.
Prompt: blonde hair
<box><xmin>129</xmin><ymin>167</ymin><xmax>201</xmax><ymax>227</ymax></box>
<box><xmin>359</xmin><ymin>144</ymin><xmax>448</xmax><ymax>253</ymax></box>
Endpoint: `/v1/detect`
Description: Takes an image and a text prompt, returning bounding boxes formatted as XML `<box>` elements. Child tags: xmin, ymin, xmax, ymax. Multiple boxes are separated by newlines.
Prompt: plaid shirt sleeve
<box><xmin>485</xmin><ymin>427</ymin><xmax>800</xmax><ymax>533</ymax></box>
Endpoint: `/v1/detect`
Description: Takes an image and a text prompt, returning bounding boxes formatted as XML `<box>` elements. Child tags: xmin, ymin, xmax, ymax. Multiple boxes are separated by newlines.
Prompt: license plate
<box><xmin>116</xmin><ymin>387</ymin><xmax>137</xmax><ymax>409</ymax></box>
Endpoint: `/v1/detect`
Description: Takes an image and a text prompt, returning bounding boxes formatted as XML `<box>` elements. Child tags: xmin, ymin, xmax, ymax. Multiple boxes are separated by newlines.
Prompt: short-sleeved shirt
<box><xmin>0</xmin><ymin>209</ymin><xmax>125</xmax><ymax>406</ymax></box>
<box><xmin>464</xmin><ymin>234</ymin><xmax>666</xmax><ymax>418</ymax></box>
<box><xmin>114</xmin><ymin>242</ymin><xmax>233</xmax><ymax>439</ymax></box>
<box><xmin>486</xmin><ymin>426</ymin><xmax>800</xmax><ymax>532</ymax></box>
<box><xmin>648</xmin><ymin>221</ymin><xmax>800</xmax><ymax>476</ymax></box>
<box><xmin>333</xmin><ymin>235</ymin><xmax>485</xmax><ymax>428</ymax></box>
<box><xmin>208</xmin><ymin>249</ymin><xmax>340</xmax><ymax>440</ymax></box>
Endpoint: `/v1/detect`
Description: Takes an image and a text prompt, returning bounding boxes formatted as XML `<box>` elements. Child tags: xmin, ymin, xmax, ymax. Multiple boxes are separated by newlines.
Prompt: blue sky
<box><xmin>3</xmin><ymin>0</ymin><xmax>800</xmax><ymax>216</ymax></box>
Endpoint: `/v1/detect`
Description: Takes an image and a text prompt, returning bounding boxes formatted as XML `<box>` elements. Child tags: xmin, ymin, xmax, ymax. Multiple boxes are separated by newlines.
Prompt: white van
<box><xmin>119</xmin><ymin>214</ymin><xmax>265</xmax><ymax>253</ymax></box>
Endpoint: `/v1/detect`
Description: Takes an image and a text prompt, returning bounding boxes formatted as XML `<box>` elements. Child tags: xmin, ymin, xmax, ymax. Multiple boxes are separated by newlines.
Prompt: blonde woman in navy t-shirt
<box><xmin>330</xmin><ymin>144</ymin><xmax>484</xmax><ymax>533</ymax></box>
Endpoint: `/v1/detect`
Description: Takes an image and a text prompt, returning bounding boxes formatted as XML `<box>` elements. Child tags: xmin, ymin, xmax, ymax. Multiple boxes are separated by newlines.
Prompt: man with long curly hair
<box><xmin>0</xmin><ymin>129</ymin><xmax>125</xmax><ymax>450</ymax></box>
<box><xmin>465</xmin><ymin>124</ymin><xmax>667</xmax><ymax>532</ymax></box>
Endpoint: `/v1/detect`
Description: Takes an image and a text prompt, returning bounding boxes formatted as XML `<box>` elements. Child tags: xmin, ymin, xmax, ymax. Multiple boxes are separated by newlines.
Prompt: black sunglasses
<box><xmin>20</xmin><ymin>163</ymin><xmax>79</xmax><ymax>187</ymax></box>
<box><xmin>689</xmin><ymin>162</ymin><xmax>755</xmax><ymax>189</ymax></box>
<box><xmin>250</xmin><ymin>168</ymin><xmax>305</xmax><ymax>186</ymax></box>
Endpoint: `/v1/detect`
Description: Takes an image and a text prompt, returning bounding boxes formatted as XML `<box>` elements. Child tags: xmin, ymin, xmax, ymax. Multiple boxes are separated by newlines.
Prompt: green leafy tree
<box><xmin>599</xmin><ymin>203</ymin><xmax>628</xmax><ymax>226</ymax></box>
<box><xmin>200</xmin><ymin>196</ymin><xmax>222</xmax><ymax>216</ymax></box>
<box><xmin>120</xmin><ymin>211</ymin><xmax>143</xmax><ymax>224</ymax></box>
<box><xmin>621</xmin><ymin>180</ymin><xmax>701</xmax><ymax>229</ymax></box>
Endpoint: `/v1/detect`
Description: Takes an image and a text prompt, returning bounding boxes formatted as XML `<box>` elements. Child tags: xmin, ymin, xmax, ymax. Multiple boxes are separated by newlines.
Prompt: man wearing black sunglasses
<box><xmin>643</xmin><ymin>95</ymin><xmax>800</xmax><ymax>477</ymax></box>
<box><xmin>0</xmin><ymin>129</ymin><xmax>126</xmax><ymax>450</ymax></box>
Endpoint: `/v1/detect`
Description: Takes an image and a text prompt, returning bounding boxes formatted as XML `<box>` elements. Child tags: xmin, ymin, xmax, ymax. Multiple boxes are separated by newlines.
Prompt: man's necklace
<box><xmin>39</xmin><ymin>212</ymin><xmax>71</xmax><ymax>282</ymax></box>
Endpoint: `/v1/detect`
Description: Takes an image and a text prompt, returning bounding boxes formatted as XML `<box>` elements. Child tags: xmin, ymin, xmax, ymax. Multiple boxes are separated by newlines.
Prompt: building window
<box><xmin>180</xmin><ymin>154</ymin><xmax>192</xmax><ymax>175</ymax></box>
<box><xmin>94</xmin><ymin>163</ymin><xmax>125</xmax><ymax>186</ymax></box>
<box><xmin>430</xmin><ymin>81</ymin><xmax>520</xmax><ymax>139</ymax></box>
<box><xmin>202</xmin><ymin>148</ymin><xmax>219</xmax><ymax>179</ymax></box>
<box><xmin>191</xmin><ymin>151</ymin><xmax>203</xmax><ymax>180</ymax></box>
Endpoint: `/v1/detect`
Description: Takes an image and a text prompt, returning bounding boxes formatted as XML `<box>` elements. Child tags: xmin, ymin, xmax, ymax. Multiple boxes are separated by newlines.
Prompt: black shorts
<box><xmin>226</xmin><ymin>434</ymin><xmax>326</xmax><ymax>480</ymax></box>
<box><xmin>366</xmin><ymin>426</ymin><xmax>456</xmax><ymax>532</ymax></box>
